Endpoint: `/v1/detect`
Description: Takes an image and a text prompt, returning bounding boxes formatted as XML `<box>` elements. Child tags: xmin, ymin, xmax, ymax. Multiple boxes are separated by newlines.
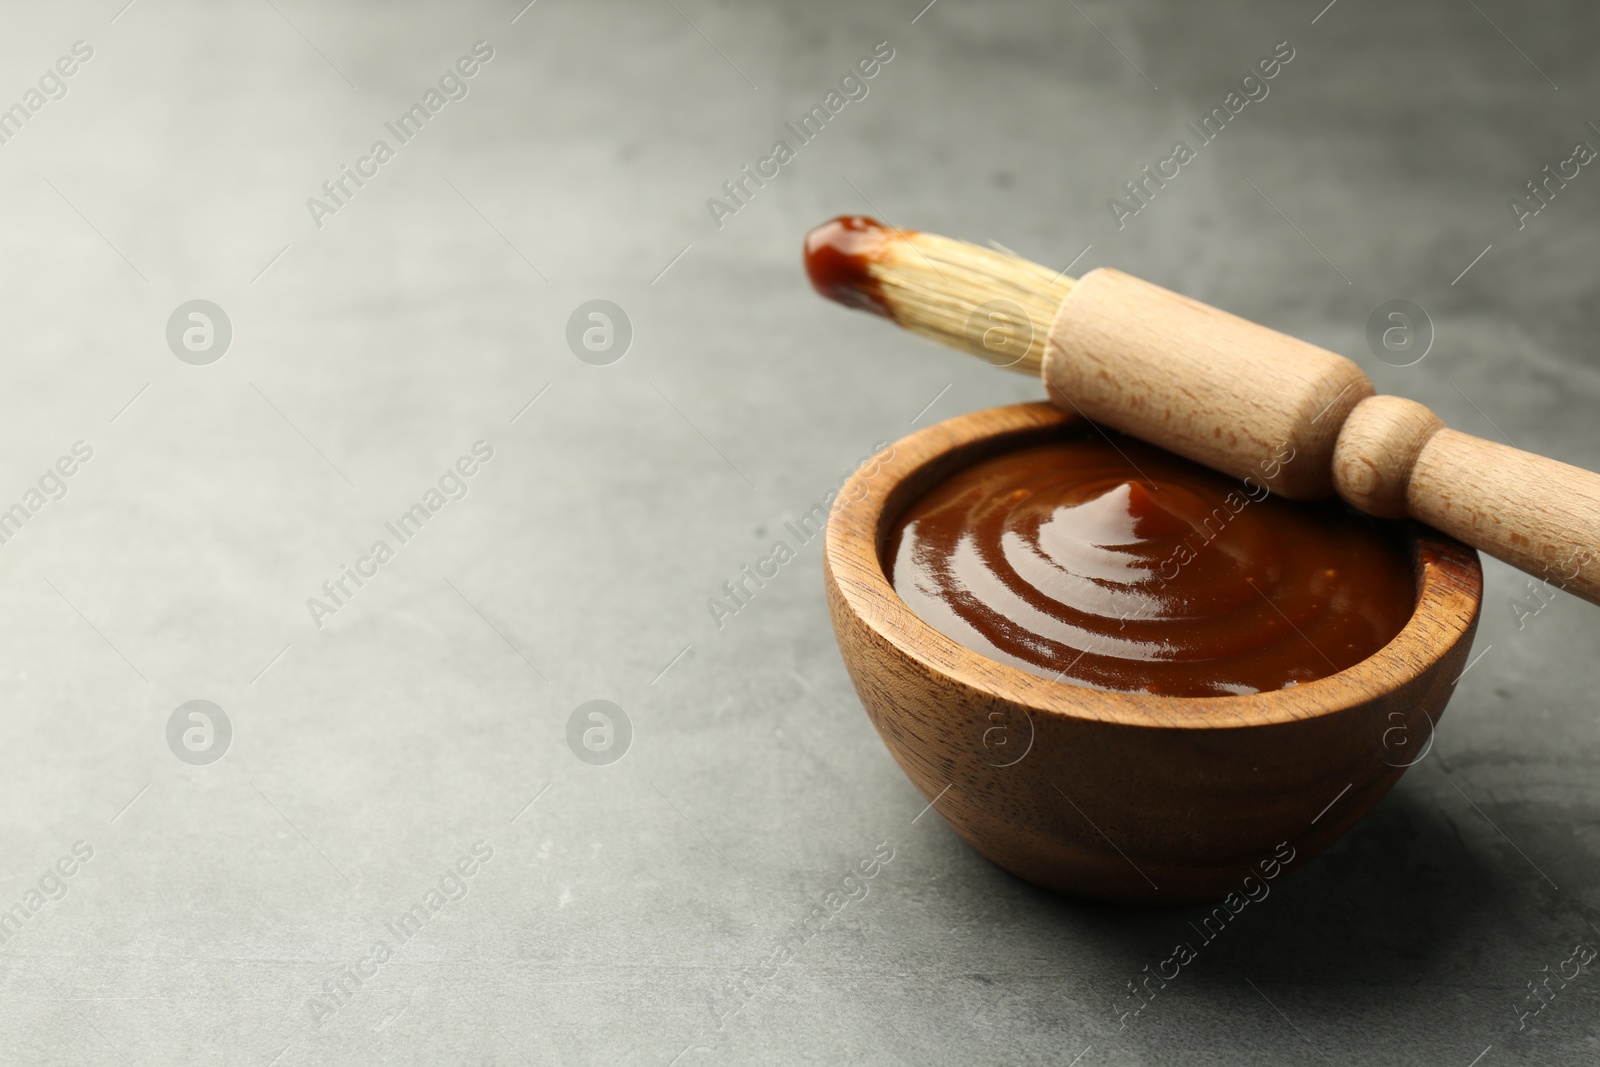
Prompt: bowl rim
<box><xmin>824</xmin><ymin>401</ymin><xmax>1484</xmax><ymax>731</ymax></box>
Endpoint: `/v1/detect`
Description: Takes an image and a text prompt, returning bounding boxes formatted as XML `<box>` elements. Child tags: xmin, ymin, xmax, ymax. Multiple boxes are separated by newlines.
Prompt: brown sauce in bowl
<box><xmin>888</xmin><ymin>432</ymin><xmax>1415</xmax><ymax>697</ymax></box>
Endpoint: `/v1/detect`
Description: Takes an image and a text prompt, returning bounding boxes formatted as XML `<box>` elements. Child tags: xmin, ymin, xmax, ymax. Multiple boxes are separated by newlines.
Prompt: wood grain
<box><xmin>1042</xmin><ymin>268</ymin><xmax>1374</xmax><ymax>500</ymax></box>
<box><xmin>824</xmin><ymin>402</ymin><xmax>1483</xmax><ymax>904</ymax></box>
<box><xmin>1407</xmin><ymin>428</ymin><xmax>1600</xmax><ymax>605</ymax></box>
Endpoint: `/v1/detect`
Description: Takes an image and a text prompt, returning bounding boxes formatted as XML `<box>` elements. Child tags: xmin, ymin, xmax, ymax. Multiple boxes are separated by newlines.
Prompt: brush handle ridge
<box><xmin>1336</xmin><ymin>397</ymin><xmax>1600</xmax><ymax>606</ymax></box>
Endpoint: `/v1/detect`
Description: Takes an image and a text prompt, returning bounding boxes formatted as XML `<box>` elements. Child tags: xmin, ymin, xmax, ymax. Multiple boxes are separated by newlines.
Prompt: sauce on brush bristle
<box><xmin>803</xmin><ymin>215</ymin><xmax>905</xmax><ymax>320</ymax></box>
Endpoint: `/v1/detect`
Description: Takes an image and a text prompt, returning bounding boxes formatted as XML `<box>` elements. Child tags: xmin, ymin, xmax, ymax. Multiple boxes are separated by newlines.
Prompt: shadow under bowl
<box><xmin>823</xmin><ymin>402</ymin><xmax>1483</xmax><ymax>905</ymax></box>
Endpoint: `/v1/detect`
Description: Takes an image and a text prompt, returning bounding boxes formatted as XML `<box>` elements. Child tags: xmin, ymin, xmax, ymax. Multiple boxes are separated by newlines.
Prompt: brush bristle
<box><xmin>804</xmin><ymin>217</ymin><xmax>1074</xmax><ymax>377</ymax></box>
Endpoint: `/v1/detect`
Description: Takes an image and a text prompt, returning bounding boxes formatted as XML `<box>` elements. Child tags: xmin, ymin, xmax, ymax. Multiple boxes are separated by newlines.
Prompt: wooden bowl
<box><xmin>824</xmin><ymin>402</ymin><xmax>1482</xmax><ymax>905</ymax></box>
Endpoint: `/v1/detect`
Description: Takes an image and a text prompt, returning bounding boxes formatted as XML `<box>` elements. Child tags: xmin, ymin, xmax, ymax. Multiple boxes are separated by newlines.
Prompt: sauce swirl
<box><xmin>888</xmin><ymin>433</ymin><xmax>1414</xmax><ymax>696</ymax></box>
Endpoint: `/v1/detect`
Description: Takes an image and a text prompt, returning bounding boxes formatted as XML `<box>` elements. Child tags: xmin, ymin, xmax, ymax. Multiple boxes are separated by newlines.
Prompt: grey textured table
<box><xmin>1</xmin><ymin>1</ymin><xmax>1596</xmax><ymax>1064</ymax></box>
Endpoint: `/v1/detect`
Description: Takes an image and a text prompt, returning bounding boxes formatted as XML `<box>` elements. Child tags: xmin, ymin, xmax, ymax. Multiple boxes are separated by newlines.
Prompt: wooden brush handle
<box><xmin>1046</xmin><ymin>268</ymin><xmax>1600</xmax><ymax>606</ymax></box>
<box><xmin>1337</xmin><ymin>397</ymin><xmax>1600</xmax><ymax>603</ymax></box>
<box><xmin>1044</xmin><ymin>268</ymin><xmax>1372</xmax><ymax>499</ymax></box>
